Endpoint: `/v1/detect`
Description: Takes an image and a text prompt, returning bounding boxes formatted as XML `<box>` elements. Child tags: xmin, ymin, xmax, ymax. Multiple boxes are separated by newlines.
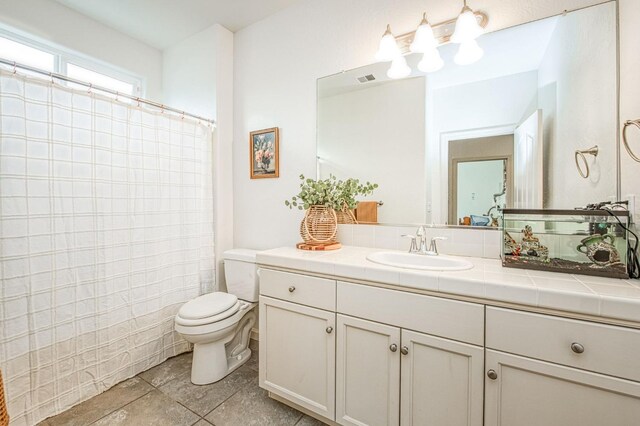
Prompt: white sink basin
<box><xmin>366</xmin><ymin>251</ymin><xmax>473</xmax><ymax>271</ymax></box>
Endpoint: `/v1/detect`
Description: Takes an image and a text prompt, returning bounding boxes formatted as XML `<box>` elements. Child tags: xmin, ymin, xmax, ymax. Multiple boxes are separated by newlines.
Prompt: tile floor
<box><xmin>39</xmin><ymin>340</ymin><xmax>325</xmax><ymax>426</ymax></box>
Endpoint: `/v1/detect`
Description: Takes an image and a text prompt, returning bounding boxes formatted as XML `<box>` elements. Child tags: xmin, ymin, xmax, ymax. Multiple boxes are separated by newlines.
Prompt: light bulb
<box><xmin>375</xmin><ymin>25</ymin><xmax>401</xmax><ymax>62</ymax></box>
<box><xmin>410</xmin><ymin>13</ymin><xmax>438</xmax><ymax>53</ymax></box>
<box><xmin>387</xmin><ymin>55</ymin><xmax>411</xmax><ymax>79</ymax></box>
<box><xmin>454</xmin><ymin>39</ymin><xmax>484</xmax><ymax>65</ymax></box>
<box><xmin>418</xmin><ymin>48</ymin><xmax>444</xmax><ymax>73</ymax></box>
<box><xmin>451</xmin><ymin>5</ymin><xmax>483</xmax><ymax>44</ymax></box>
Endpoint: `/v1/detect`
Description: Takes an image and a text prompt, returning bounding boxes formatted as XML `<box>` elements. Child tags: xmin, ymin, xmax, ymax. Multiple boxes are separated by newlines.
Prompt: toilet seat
<box><xmin>175</xmin><ymin>292</ymin><xmax>240</xmax><ymax>327</ymax></box>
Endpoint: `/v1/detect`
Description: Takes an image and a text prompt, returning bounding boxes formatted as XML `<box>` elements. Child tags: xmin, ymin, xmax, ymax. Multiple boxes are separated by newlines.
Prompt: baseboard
<box><xmin>250</xmin><ymin>327</ymin><xmax>259</xmax><ymax>341</ymax></box>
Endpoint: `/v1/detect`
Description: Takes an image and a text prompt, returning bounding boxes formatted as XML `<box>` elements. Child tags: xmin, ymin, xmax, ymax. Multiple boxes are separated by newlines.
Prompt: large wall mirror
<box><xmin>317</xmin><ymin>1</ymin><xmax>618</xmax><ymax>227</ymax></box>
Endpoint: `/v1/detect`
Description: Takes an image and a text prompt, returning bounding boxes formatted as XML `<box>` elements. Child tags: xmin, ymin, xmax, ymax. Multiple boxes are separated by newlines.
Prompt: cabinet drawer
<box><xmin>486</xmin><ymin>307</ymin><xmax>640</xmax><ymax>382</ymax></box>
<box><xmin>259</xmin><ymin>268</ymin><xmax>336</xmax><ymax>311</ymax></box>
<box><xmin>337</xmin><ymin>281</ymin><xmax>484</xmax><ymax>346</ymax></box>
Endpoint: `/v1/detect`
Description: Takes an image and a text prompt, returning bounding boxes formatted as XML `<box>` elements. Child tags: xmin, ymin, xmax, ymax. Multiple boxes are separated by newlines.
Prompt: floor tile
<box><xmin>93</xmin><ymin>390</ymin><xmax>200</xmax><ymax>426</ymax></box>
<box><xmin>158</xmin><ymin>365</ymin><xmax>257</xmax><ymax>416</ymax></box>
<box><xmin>205</xmin><ymin>377</ymin><xmax>302</xmax><ymax>426</ymax></box>
<box><xmin>296</xmin><ymin>414</ymin><xmax>329</xmax><ymax>425</ymax></box>
<box><xmin>245</xmin><ymin>348</ymin><xmax>259</xmax><ymax>372</ymax></box>
<box><xmin>138</xmin><ymin>352</ymin><xmax>193</xmax><ymax>387</ymax></box>
<box><xmin>193</xmin><ymin>420</ymin><xmax>214</xmax><ymax>426</ymax></box>
<box><xmin>38</xmin><ymin>377</ymin><xmax>153</xmax><ymax>426</ymax></box>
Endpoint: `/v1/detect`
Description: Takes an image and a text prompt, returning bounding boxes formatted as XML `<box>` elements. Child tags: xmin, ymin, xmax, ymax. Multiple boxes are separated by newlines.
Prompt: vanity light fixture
<box><xmin>451</xmin><ymin>0</ymin><xmax>484</xmax><ymax>43</ymax></box>
<box><xmin>452</xmin><ymin>0</ymin><xmax>485</xmax><ymax>65</ymax></box>
<box><xmin>387</xmin><ymin>55</ymin><xmax>412</xmax><ymax>79</ymax></box>
<box><xmin>411</xmin><ymin>13</ymin><xmax>444</xmax><ymax>73</ymax></box>
<box><xmin>375</xmin><ymin>25</ymin><xmax>401</xmax><ymax>62</ymax></box>
<box><xmin>375</xmin><ymin>1</ymin><xmax>487</xmax><ymax>79</ymax></box>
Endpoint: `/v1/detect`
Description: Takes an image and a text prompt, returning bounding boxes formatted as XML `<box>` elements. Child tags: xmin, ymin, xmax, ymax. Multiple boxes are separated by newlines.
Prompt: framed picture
<box><xmin>250</xmin><ymin>127</ymin><xmax>279</xmax><ymax>179</ymax></box>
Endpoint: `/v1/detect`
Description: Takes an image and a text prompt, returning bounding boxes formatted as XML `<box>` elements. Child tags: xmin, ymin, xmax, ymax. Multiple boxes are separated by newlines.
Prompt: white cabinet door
<box><xmin>400</xmin><ymin>330</ymin><xmax>484</xmax><ymax>426</ymax></box>
<box><xmin>485</xmin><ymin>349</ymin><xmax>640</xmax><ymax>426</ymax></box>
<box><xmin>259</xmin><ymin>296</ymin><xmax>336</xmax><ymax>420</ymax></box>
<box><xmin>336</xmin><ymin>314</ymin><xmax>400</xmax><ymax>426</ymax></box>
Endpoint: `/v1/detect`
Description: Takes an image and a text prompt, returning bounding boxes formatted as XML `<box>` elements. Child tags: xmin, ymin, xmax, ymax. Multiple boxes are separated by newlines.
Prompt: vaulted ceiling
<box><xmin>53</xmin><ymin>0</ymin><xmax>300</xmax><ymax>49</ymax></box>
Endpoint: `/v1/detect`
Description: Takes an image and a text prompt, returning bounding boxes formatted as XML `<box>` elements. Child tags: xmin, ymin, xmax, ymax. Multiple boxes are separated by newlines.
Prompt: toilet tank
<box><xmin>223</xmin><ymin>249</ymin><xmax>259</xmax><ymax>302</ymax></box>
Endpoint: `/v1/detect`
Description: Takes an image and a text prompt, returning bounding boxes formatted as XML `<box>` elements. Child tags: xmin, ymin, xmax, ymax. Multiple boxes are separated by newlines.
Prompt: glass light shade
<box><xmin>451</xmin><ymin>6</ymin><xmax>483</xmax><ymax>44</ymax></box>
<box><xmin>375</xmin><ymin>25</ymin><xmax>401</xmax><ymax>62</ymax></box>
<box><xmin>387</xmin><ymin>55</ymin><xmax>411</xmax><ymax>79</ymax></box>
<box><xmin>454</xmin><ymin>39</ymin><xmax>484</xmax><ymax>65</ymax></box>
<box><xmin>418</xmin><ymin>48</ymin><xmax>444</xmax><ymax>73</ymax></box>
<box><xmin>410</xmin><ymin>14</ymin><xmax>438</xmax><ymax>53</ymax></box>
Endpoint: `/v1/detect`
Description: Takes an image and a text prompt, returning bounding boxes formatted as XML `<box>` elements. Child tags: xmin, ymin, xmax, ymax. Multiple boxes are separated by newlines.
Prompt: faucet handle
<box><xmin>429</xmin><ymin>236</ymin><xmax>447</xmax><ymax>254</ymax></box>
<box><xmin>401</xmin><ymin>234</ymin><xmax>418</xmax><ymax>253</ymax></box>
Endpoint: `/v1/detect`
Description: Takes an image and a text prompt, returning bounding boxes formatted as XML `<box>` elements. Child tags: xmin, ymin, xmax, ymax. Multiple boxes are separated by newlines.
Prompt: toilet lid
<box><xmin>178</xmin><ymin>292</ymin><xmax>239</xmax><ymax>320</ymax></box>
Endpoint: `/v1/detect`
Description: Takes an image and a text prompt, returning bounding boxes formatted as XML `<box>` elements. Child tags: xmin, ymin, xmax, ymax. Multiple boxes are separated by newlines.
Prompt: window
<box><xmin>0</xmin><ymin>31</ymin><xmax>143</xmax><ymax>96</ymax></box>
<box><xmin>0</xmin><ymin>36</ymin><xmax>54</xmax><ymax>71</ymax></box>
<box><xmin>67</xmin><ymin>63</ymin><xmax>134</xmax><ymax>95</ymax></box>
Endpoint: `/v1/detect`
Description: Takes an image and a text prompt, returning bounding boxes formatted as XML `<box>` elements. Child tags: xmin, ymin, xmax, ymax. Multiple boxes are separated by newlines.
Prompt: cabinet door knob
<box><xmin>400</xmin><ymin>346</ymin><xmax>409</xmax><ymax>355</ymax></box>
<box><xmin>487</xmin><ymin>369</ymin><xmax>498</xmax><ymax>380</ymax></box>
<box><xmin>389</xmin><ymin>344</ymin><xmax>398</xmax><ymax>352</ymax></box>
<box><xmin>288</xmin><ymin>286</ymin><xmax>296</xmax><ymax>293</ymax></box>
<box><xmin>571</xmin><ymin>342</ymin><xmax>585</xmax><ymax>354</ymax></box>
<box><xmin>326</xmin><ymin>326</ymin><xmax>333</xmax><ymax>334</ymax></box>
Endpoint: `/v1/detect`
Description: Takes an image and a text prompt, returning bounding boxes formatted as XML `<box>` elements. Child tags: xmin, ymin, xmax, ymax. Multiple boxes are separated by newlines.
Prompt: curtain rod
<box><xmin>0</xmin><ymin>57</ymin><xmax>216</xmax><ymax>126</ymax></box>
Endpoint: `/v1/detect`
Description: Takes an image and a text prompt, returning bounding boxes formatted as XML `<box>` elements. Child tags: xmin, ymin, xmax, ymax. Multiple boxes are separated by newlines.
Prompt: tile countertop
<box><xmin>256</xmin><ymin>246</ymin><xmax>640</xmax><ymax>326</ymax></box>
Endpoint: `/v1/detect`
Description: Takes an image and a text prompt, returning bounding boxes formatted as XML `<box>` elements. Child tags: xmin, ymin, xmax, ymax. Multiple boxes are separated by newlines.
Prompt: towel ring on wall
<box><xmin>575</xmin><ymin>145</ymin><xmax>599</xmax><ymax>178</ymax></box>
<box><xmin>623</xmin><ymin>119</ymin><xmax>640</xmax><ymax>163</ymax></box>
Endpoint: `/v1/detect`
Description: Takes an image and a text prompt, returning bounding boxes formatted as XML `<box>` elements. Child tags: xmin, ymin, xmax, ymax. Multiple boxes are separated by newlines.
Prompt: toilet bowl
<box><xmin>175</xmin><ymin>249</ymin><xmax>259</xmax><ymax>385</ymax></box>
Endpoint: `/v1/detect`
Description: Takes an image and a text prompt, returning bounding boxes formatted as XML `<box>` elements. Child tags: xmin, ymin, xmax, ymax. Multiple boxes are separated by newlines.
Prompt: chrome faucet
<box><xmin>402</xmin><ymin>226</ymin><xmax>447</xmax><ymax>256</ymax></box>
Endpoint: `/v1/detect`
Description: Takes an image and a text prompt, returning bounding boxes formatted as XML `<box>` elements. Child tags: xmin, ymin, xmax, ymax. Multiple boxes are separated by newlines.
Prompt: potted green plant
<box><xmin>285</xmin><ymin>175</ymin><xmax>377</xmax><ymax>245</ymax></box>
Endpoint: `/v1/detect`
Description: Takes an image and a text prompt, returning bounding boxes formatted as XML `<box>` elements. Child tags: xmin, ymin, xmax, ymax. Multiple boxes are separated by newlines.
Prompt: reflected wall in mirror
<box><xmin>317</xmin><ymin>1</ymin><xmax>618</xmax><ymax>227</ymax></box>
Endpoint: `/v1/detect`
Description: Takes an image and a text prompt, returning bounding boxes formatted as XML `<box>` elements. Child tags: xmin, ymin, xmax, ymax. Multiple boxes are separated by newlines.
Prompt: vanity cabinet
<box><xmin>484</xmin><ymin>350</ymin><xmax>640</xmax><ymax>426</ymax></box>
<box><xmin>400</xmin><ymin>330</ymin><xmax>484</xmax><ymax>426</ymax></box>
<box><xmin>259</xmin><ymin>267</ymin><xmax>640</xmax><ymax>426</ymax></box>
<box><xmin>259</xmin><ymin>296</ymin><xmax>336</xmax><ymax>419</ymax></box>
<box><xmin>335</xmin><ymin>314</ymin><xmax>484</xmax><ymax>426</ymax></box>
<box><xmin>336</xmin><ymin>315</ymin><xmax>400</xmax><ymax>426</ymax></box>
<box><xmin>485</xmin><ymin>307</ymin><xmax>640</xmax><ymax>426</ymax></box>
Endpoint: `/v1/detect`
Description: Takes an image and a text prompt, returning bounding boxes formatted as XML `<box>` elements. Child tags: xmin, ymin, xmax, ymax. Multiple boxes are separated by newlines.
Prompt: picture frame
<box><xmin>249</xmin><ymin>127</ymin><xmax>279</xmax><ymax>179</ymax></box>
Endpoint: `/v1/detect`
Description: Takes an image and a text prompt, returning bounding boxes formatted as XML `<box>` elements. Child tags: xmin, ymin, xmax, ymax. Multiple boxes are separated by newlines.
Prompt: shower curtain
<box><xmin>0</xmin><ymin>70</ymin><xmax>215</xmax><ymax>425</ymax></box>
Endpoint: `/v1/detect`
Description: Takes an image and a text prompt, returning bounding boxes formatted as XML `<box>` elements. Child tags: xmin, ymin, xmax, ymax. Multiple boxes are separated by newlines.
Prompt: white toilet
<box><xmin>175</xmin><ymin>249</ymin><xmax>259</xmax><ymax>385</ymax></box>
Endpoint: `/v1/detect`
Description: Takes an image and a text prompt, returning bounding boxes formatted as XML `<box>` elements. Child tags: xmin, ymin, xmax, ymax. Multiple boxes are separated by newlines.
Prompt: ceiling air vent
<box><xmin>356</xmin><ymin>74</ymin><xmax>376</xmax><ymax>84</ymax></box>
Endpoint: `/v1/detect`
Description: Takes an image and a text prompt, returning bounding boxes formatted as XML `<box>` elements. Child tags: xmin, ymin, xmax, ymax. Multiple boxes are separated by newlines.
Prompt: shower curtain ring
<box><xmin>49</xmin><ymin>72</ymin><xmax>54</xmax><ymax>84</ymax></box>
<box><xmin>115</xmin><ymin>91</ymin><xmax>119</xmax><ymax>102</ymax></box>
<box><xmin>181</xmin><ymin>111</ymin><xmax>185</xmax><ymax>120</ymax></box>
<box><xmin>87</xmin><ymin>83</ymin><xmax>93</xmax><ymax>94</ymax></box>
<box><xmin>136</xmin><ymin>97</ymin><xmax>141</xmax><ymax>107</ymax></box>
<box><xmin>12</xmin><ymin>61</ymin><xmax>17</xmax><ymax>74</ymax></box>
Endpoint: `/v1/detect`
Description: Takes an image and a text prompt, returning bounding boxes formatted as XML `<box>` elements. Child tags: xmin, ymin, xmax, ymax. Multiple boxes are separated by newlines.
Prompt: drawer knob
<box><xmin>487</xmin><ymin>369</ymin><xmax>498</xmax><ymax>380</ymax></box>
<box><xmin>390</xmin><ymin>344</ymin><xmax>398</xmax><ymax>352</ymax></box>
<box><xmin>326</xmin><ymin>326</ymin><xmax>333</xmax><ymax>334</ymax></box>
<box><xmin>288</xmin><ymin>286</ymin><xmax>296</xmax><ymax>293</ymax></box>
<box><xmin>571</xmin><ymin>342</ymin><xmax>585</xmax><ymax>354</ymax></box>
<box><xmin>400</xmin><ymin>346</ymin><xmax>409</xmax><ymax>355</ymax></box>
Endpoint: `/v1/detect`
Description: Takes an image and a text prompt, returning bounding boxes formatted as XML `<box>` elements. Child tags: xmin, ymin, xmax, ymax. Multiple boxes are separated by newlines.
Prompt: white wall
<box><xmin>537</xmin><ymin>3</ymin><xmax>617</xmax><ymax>208</ymax></box>
<box><xmin>619</xmin><ymin>0</ymin><xmax>640</xmax><ymax>229</ymax></box>
<box><xmin>318</xmin><ymin>77</ymin><xmax>426</xmax><ymax>224</ymax></box>
<box><xmin>233</xmin><ymin>0</ymin><xmax>614</xmax><ymax>250</ymax></box>
<box><xmin>163</xmin><ymin>24</ymin><xmax>234</xmax><ymax>289</ymax></box>
<box><xmin>429</xmin><ymin>71</ymin><xmax>539</xmax><ymax>223</ymax></box>
<box><xmin>0</xmin><ymin>0</ymin><xmax>163</xmax><ymax>99</ymax></box>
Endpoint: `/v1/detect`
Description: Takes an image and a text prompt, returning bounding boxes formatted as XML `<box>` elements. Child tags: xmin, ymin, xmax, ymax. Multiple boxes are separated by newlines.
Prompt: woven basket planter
<box><xmin>300</xmin><ymin>205</ymin><xmax>338</xmax><ymax>245</ymax></box>
<box><xmin>336</xmin><ymin>205</ymin><xmax>358</xmax><ymax>225</ymax></box>
<box><xmin>1</xmin><ymin>369</ymin><xmax>8</xmax><ymax>426</ymax></box>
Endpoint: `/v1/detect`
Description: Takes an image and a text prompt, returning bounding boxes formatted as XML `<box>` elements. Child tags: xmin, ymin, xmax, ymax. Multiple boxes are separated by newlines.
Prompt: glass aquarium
<box><xmin>502</xmin><ymin>209</ymin><xmax>629</xmax><ymax>279</ymax></box>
